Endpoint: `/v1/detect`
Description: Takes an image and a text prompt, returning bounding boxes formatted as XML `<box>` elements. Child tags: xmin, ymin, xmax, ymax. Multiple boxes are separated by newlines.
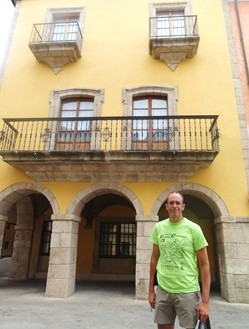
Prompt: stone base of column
<box><xmin>135</xmin><ymin>278</ymin><xmax>148</xmax><ymax>300</ymax></box>
<box><xmin>45</xmin><ymin>277</ymin><xmax>75</xmax><ymax>298</ymax></box>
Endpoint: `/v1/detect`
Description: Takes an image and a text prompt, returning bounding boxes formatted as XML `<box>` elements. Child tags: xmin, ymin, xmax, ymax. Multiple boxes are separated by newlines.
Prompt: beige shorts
<box><xmin>154</xmin><ymin>286</ymin><xmax>201</xmax><ymax>328</ymax></box>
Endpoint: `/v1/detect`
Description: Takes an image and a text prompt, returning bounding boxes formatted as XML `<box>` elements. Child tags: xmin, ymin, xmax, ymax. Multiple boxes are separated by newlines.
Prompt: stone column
<box><xmin>9</xmin><ymin>197</ymin><xmax>33</xmax><ymax>280</ymax></box>
<box><xmin>135</xmin><ymin>214</ymin><xmax>158</xmax><ymax>300</ymax></box>
<box><xmin>45</xmin><ymin>214</ymin><xmax>80</xmax><ymax>298</ymax></box>
<box><xmin>216</xmin><ymin>216</ymin><xmax>249</xmax><ymax>303</ymax></box>
<box><xmin>0</xmin><ymin>215</ymin><xmax>8</xmax><ymax>257</ymax></box>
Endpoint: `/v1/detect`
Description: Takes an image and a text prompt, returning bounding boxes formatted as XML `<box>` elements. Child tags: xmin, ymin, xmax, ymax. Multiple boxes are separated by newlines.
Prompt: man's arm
<box><xmin>148</xmin><ymin>243</ymin><xmax>160</xmax><ymax>309</ymax></box>
<box><xmin>197</xmin><ymin>247</ymin><xmax>211</xmax><ymax>321</ymax></box>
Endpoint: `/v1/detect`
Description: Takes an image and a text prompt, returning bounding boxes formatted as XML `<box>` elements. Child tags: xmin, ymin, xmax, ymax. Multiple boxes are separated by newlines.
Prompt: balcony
<box><xmin>149</xmin><ymin>15</ymin><xmax>200</xmax><ymax>70</ymax></box>
<box><xmin>29</xmin><ymin>22</ymin><xmax>83</xmax><ymax>73</ymax></box>
<box><xmin>0</xmin><ymin>116</ymin><xmax>219</xmax><ymax>182</ymax></box>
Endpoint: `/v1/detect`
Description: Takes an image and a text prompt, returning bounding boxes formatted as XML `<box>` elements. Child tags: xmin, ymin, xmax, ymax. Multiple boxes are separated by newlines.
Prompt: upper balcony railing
<box><xmin>29</xmin><ymin>21</ymin><xmax>83</xmax><ymax>47</ymax></box>
<box><xmin>149</xmin><ymin>15</ymin><xmax>199</xmax><ymax>39</ymax></box>
<box><xmin>0</xmin><ymin>116</ymin><xmax>219</xmax><ymax>154</ymax></box>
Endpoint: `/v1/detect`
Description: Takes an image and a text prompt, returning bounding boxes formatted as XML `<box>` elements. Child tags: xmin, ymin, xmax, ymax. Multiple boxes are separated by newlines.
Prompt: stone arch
<box><xmin>0</xmin><ymin>181</ymin><xmax>60</xmax><ymax>216</ymax></box>
<box><xmin>150</xmin><ymin>182</ymin><xmax>229</xmax><ymax>297</ymax></box>
<box><xmin>66</xmin><ymin>182</ymin><xmax>144</xmax><ymax>217</ymax></box>
<box><xmin>150</xmin><ymin>183</ymin><xmax>229</xmax><ymax>218</ymax></box>
<box><xmin>0</xmin><ymin>182</ymin><xmax>60</xmax><ymax>282</ymax></box>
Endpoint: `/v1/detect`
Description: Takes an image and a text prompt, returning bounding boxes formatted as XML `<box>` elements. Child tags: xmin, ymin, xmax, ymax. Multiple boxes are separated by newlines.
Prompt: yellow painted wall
<box><xmin>77</xmin><ymin>217</ymin><xmax>94</xmax><ymax>275</ymax></box>
<box><xmin>0</xmin><ymin>0</ymin><xmax>248</xmax><ymax>219</ymax></box>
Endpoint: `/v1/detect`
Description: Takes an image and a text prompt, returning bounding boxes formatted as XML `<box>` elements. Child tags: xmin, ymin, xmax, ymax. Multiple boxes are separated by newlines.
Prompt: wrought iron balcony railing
<box><xmin>149</xmin><ymin>15</ymin><xmax>199</xmax><ymax>39</ymax></box>
<box><xmin>0</xmin><ymin>116</ymin><xmax>219</xmax><ymax>154</ymax></box>
<box><xmin>29</xmin><ymin>21</ymin><xmax>83</xmax><ymax>47</ymax></box>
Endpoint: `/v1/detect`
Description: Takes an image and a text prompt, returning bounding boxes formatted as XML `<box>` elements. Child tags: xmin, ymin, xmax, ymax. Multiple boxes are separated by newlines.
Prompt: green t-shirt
<box><xmin>150</xmin><ymin>217</ymin><xmax>208</xmax><ymax>293</ymax></box>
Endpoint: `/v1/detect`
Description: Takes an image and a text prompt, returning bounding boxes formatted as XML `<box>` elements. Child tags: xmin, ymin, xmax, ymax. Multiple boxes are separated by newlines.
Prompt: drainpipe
<box><xmin>234</xmin><ymin>0</ymin><xmax>249</xmax><ymax>85</ymax></box>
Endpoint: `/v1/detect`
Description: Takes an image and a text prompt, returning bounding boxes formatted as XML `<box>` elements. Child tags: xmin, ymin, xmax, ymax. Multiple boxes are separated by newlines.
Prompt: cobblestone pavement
<box><xmin>0</xmin><ymin>258</ymin><xmax>249</xmax><ymax>329</ymax></box>
<box><xmin>0</xmin><ymin>278</ymin><xmax>249</xmax><ymax>329</ymax></box>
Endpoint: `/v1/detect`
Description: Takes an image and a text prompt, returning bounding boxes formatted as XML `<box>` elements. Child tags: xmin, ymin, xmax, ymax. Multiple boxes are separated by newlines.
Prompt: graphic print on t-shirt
<box><xmin>159</xmin><ymin>233</ymin><xmax>192</xmax><ymax>271</ymax></box>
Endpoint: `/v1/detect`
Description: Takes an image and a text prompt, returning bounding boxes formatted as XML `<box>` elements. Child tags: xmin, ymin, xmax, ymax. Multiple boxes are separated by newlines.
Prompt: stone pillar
<box><xmin>0</xmin><ymin>215</ymin><xmax>8</xmax><ymax>257</ymax></box>
<box><xmin>135</xmin><ymin>214</ymin><xmax>158</xmax><ymax>300</ymax></box>
<box><xmin>45</xmin><ymin>214</ymin><xmax>80</xmax><ymax>298</ymax></box>
<box><xmin>9</xmin><ymin>197</ymin><xmax>33</xmax><ymax>280</ymax></box>
<box><xmin>216</xmin><ymin>216</ymin><xmax>249</xmax><ymax>303</ymax></box>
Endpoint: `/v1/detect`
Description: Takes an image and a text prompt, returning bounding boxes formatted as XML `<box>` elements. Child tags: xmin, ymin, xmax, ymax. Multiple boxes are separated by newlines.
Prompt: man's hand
<box><xmin>198</xmin><ymin>301</ymin><xmax>210</xmax><ymax>321</ymax></box>
<box><xmin>148</xmin><ymin>291</ymin><xmax>156</xmax><ymax>309</ymax></box>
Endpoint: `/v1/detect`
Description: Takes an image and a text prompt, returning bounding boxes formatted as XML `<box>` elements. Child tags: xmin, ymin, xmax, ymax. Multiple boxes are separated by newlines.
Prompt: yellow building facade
<box><xmin>0</xmin><ymin>0</ymin><xmax>248</xmax><ymax>302</ymax></box>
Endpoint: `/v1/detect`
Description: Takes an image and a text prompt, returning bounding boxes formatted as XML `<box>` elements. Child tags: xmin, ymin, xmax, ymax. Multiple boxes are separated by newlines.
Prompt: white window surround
<box><xmin>149</xmin><ymin>2</ymin><xmax>192</xmax><ymax>38</ymax></box>
<box><xmin>49</xmin><ymin>88</ymin><xmax>104</xmax><ymax>117</ymax></box>
<box><xmin>122</xmin><ymin>85</ymin><xmax>178</xmax><ymax>116</ymax></box>
<box><xmin>149</xmin><ymin>2</ymin><xmax>192</xmax><ymax>17</ymax></box>
<box><xmin>122</xmin><ymin>86</ymin><xmax>179</xmax><ymax>150</ymax></box>
<box><xmin>48</xmin><ymin>88</ymin><xmax>104</xmax><ymax>151</ymax></box>
<box><xmin>45</xmin><ymin>7</ymin><xmax>86</xmax><ymax>28</ymax></box>
<box><xmin>45</xmin><ymin>7</ymin><xmax>86</xmax><ymax>49</ymax></box>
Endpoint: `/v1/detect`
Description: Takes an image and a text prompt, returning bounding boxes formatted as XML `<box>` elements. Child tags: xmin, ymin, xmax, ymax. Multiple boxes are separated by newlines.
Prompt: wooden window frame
<box><xmin>122</xmin><ymin>86</ymin><xmax>178</xmax><ymax>150</ymax></box>
<box><xmin>57</xmin><ymin>97</ymin><xmax>94</xmax><ymax>148</ymax></box>
<box><xmin>132</xmin><ymin>95</ymin><xmax>169</xmax><ymax>148</ymax></box>
<box><xmin>48</xmin><ymin>88</ymin><xmax>105</xmax><ymax>151</ymax></box>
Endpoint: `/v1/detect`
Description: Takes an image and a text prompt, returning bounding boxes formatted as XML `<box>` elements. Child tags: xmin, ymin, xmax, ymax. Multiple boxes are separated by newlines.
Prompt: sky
<box><xmin>0</xmin><ymin>0</ymin><xmax>15</xmax><ymax>66</ymax></box>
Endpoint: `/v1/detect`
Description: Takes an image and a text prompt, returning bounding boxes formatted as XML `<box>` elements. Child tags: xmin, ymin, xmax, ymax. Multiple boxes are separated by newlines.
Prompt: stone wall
<box><xmin>216</xmin><ymin>216</ymin><xmax>249</xmax><ymax>303</ymax></box>
<box><xmin>45</xmin><ymin>214</ymin><xmax>80</xmax><ymax>298</ymax></box>
<box><xmin>135</xmin><ymin>215</ymin><xmax>157</xmax><ymax>300</ymax></box>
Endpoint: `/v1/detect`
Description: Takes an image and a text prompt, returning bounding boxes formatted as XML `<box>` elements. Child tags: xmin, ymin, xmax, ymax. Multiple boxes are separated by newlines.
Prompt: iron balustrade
<box><xmin>29</xmin><ymin>21</ymin><xmax>83</xmax><ymax>45</ymax></box>
<box><xmin>0</xmin><ymin>116</ymin><xmax>219</xmax><ymax>153</ymax></box>
<box><xmin>149</xmin><ymin>15</ymin><xmax>199</xmax><ymax>38</ymax></box>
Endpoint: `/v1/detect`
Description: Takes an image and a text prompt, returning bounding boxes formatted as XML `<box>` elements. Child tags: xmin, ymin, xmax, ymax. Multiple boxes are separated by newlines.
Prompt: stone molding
<box><xmin>66</xmin><ymin>182</ymin><xmax>144</xmax><ymax>217</ymax></box>
<box><xmin>150</xmin><ymin>182</ymin><xmax>230</xmax><ymax>218</ymax></box>
<box><xmin>49</xmin><ymin>87</ymin><xmax>105</xmax><ymax>117</ymax></box>
<box><xmin>0</xmin><ymin>182</ymin><xmax>60</xmax><ymax>216</ymax></box>
<box><xmin>122</xmin><ymin>85</ymin><xmax>178</xmax><ymax>116</ymax></box>
<box><xmin>51</xmin><ymin>214</ymin><xmax>81</xmax><ymax>222</ymax></box>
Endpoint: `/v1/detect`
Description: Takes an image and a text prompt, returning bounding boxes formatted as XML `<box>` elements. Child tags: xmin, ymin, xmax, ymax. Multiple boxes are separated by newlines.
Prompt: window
<box><xmin>46</xmin><ymin>7</ymin><xmax>85</xmax><ymax>47</ymax></box>
<box><xmin>57</xmin><ymin>98</ymin><xmax>94</xmax><ymax>146</ymax></box>
<box><xmin>40</xmin><ymin>221</ymin><xmax>52</xmax><ymax>256</ymax></box>
<box><xmin>156</xmin><ymin>10</ymin><xmax>185</xmax><ymax>37</ymax></box>
<box><xmin>49</xmin><ymin>88</ymin><xmax>104</xmax><ymax>151</ymax></box>
<box><xmin>46</xmin><ymin>7</ymin><xmax>86</xmax><ymax>34</ymax></box>
<box><xmin>132</xmin><ymin>96</ymin><xmax>169</xmax><ymax>144</ymax></box>
<box><xmin>99</xmin><ymin>222</ymin><xmax>136</xmax><ymax>258</ymax></box>
<box><xmin>122</xmin><ymin>86</ymin><xmax>178</xmax><ymax>150</ymax></box>
<box><xmin>52</xmin><ymin>16</ymin><xmax>80</xmax><ymax>41</ymax></box>
<box><xmin>149</xmin><ymin>2</ymin><xmax>192</xmax><ymax>38</ymax></box>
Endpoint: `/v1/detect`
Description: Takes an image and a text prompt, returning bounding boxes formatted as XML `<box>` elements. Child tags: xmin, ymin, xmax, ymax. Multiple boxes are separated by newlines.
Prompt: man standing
<box><xmin>148</xmin><ymin>192</ymin><xmax>210</xmax><ymax>329</ymax></box>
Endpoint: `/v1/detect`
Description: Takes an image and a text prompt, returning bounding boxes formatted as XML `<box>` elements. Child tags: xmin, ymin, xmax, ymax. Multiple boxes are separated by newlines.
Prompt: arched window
<box><xmin>132</xmin><ymin>96</ymin><xmax>168</xmax><ymax>149</ymax></box>
<box><xmin>122</xmin><ymin>86</ymin><xmax>178</xmax><ymax>150</ymax></box>
<box><xmin>57</xmin><ymin>97</ymin><xmax>94</xmax><ymax>150</ymax></box>
<box><xmin>49</xmin><ymin>88</ymin><xmax>104</xmax><ymax>151</ymax></box>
